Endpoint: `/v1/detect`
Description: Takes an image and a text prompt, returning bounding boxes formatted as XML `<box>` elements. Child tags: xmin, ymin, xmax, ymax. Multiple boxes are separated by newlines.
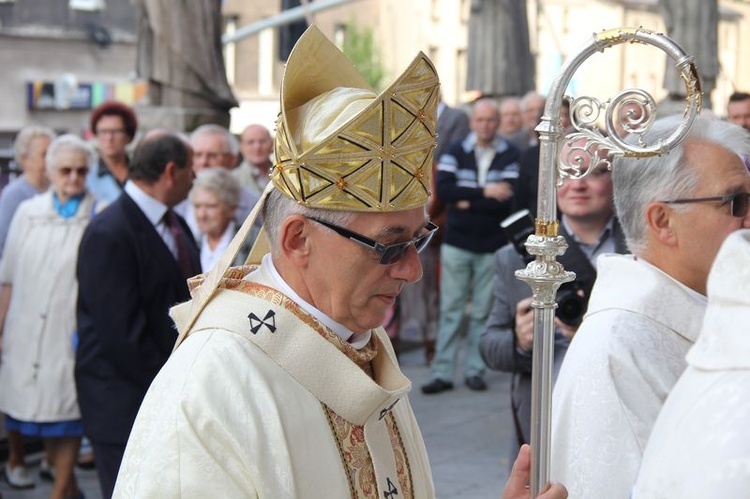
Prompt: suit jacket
<box><xmin>479</xmin><ymin>220</ymin><xmax>627</xmax><ymax>448</ymax></box>
<box><xmin>75</xmin><ymin>192</ymin><xmax>200</xmax><ymax>445</ymax></box>
<box><xmin>513</xmin><ymin>144</ymin><xmax>540</xmax><ymax>216</ymax></box>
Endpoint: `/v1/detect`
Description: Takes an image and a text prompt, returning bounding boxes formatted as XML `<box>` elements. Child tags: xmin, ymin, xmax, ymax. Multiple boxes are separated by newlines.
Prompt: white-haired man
<box><xmin>174</xmin><ymin>124</ymin><xmax>259</xmax><ymax>240</ymax></box>
<box><xmin>550</xmin><ymin>116</ymin><xmax>750</xmax><ymax>498</ymax></box>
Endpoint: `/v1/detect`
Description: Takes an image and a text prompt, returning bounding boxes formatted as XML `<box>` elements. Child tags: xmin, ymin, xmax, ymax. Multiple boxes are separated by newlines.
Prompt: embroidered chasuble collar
<box><xmin>172</xmin><ymin>263</ymin><xmax>410</xmax><ymax>425</ymax></box>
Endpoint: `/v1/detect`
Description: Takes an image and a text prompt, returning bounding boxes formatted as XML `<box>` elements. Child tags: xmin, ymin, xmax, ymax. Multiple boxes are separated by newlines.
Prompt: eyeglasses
<box><xmin>306</xmin><ymin>217</ymin><xmax>438</xmax><ymax>265</ymax></box>
<box><xmin>58</xmin><ymin>167</ymin><xmax>89</xmax><ymax>178</ymax></box>
<box><xmin>662</xmin><ymin>192</ymin><xmax>750</xmax><ymax>218</ymax></box>
<box><xmin>96</xmin><ymin>129</ymin><xmax>127</xmax><ymax>137</ymax></box>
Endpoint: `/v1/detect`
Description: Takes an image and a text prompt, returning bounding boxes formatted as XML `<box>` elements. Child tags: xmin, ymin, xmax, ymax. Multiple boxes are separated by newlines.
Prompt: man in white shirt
<box><xmin>75</xmin><ymin>132</ymin><xmax>200</xmax><ymax>498</ymax></box>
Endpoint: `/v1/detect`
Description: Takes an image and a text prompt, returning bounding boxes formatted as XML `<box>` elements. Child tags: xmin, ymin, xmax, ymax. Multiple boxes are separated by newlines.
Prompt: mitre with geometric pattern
<box><xmin>272</xmin><ymin>25</ymin><xmax>440</xmax><ymax>212</ymax></box>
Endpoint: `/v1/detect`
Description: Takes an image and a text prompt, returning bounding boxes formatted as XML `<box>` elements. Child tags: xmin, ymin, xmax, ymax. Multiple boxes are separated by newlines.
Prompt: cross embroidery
<box><xmin>384</xmin><ymin>478</ymin><xmax>399</xmax><ymax>498</ymax></box>
<box><xmin>378</xmin><ymin>399</ymin><xmax>400</xmax><ymax>420</ymax></box>
<box><xmin>248</xmin><ymin>310</ymin><xmax>277</xmax><ymax>334</ymax></box>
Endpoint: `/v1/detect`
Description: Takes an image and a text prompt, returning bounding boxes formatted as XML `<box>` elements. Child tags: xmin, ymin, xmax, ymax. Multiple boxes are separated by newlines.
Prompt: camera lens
<box><xmin>556</xmin><ymin>286</ymin><xmax>586</xmax><ymax>326</ymax></box>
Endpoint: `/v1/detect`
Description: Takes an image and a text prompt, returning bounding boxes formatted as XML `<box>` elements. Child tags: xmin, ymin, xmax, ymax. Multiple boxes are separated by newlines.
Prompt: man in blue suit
<box><xmin>75</xmin><ymin>132</ymin><xmax>200</xmax><ymax>498</ymax></box>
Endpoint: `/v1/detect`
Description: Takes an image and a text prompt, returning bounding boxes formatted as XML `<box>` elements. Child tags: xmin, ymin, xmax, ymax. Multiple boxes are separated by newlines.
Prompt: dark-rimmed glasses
<box><xmin>306</xmin><ymin>217</ymin><xmax>438</xmax><ymax>265</ymax></box>
<box><xmin>661</xmin><ymin>192</ymin><xmax>750</xmax><ymax>218</ymax></box>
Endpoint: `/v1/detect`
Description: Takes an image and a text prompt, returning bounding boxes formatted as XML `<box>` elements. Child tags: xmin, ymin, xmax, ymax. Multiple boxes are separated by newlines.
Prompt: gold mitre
<box><xmin>272</xmin><ymin>25</ymin><xmax>440</xmax><ymax>212</ymax></box>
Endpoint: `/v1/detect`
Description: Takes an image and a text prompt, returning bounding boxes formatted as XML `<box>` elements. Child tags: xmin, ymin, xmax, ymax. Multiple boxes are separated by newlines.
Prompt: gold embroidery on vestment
<box><xmin>194</xmin><ymin>266</ymin><xmax>414</xmax><ymax>498</ymax></box>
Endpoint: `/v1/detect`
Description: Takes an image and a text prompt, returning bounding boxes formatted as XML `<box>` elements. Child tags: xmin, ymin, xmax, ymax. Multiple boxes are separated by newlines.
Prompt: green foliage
<box><xmin>341</xmin><ymin>19</ymin><xmax>386</xmax><ymax>91</ymax></box>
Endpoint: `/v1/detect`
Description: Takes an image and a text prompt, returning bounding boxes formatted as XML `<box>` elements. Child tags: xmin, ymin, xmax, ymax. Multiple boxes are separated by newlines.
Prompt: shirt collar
<box><xmin>637</xmin><ymin>257</ymin><xmax>708</xmax><ymax>305</ymax></box>
<box><xmin>97</xmin><ymin>157</ymin><xmax>128</xmax><ymax>186</ymax></box>
<box><xmin>124</xmin><ymin>181</ymin><xmax>169</xmax><ymax>227</ymax></box>
<box><xmin>561</xmin><ymin>215</ymin><xmax>615</xmax><ymax>245</ymax></box>
<box><xmin>97</xmin><ymin>157</ymin><xmax>110</xmax><ymax>177</ymax></box>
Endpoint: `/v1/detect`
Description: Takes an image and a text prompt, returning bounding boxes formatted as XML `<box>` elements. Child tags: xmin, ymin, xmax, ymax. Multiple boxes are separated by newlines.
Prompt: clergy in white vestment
<box><xmin>550</xmin><ymin>117</ymin><xmax>750</xmax><ymax>498</ymax></box>
<box><xmin>632</xmin><ymin>228</ymin><xmax>750</xmax><ymax>497</ymax></box>
<box><xmin>112</xmin><ymin>25</ymin><xmax>441</xmax><ymax>499</ymax></box>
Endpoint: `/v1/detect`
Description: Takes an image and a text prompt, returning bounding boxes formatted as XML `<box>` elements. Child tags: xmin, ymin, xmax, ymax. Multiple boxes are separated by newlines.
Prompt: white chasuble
<box><xmin>550</xmin><ymin>255</ymin><xmax>705</xmax><ymax>499</ymax></box>
<box><xmin>114</xmin><ymin>265</ymin><xmax>434</xmax><ymax>499</ymax></box>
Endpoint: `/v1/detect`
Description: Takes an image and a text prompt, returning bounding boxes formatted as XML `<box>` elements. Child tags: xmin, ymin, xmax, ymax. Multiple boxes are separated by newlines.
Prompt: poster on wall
<box><xmin>27</xmin><ymin>79</ymin><xmax>148</xmax><ymax>110</ymax></box>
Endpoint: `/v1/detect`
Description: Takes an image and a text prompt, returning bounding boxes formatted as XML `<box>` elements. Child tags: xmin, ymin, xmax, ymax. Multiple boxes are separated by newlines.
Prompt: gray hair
<box><xmin>613</xmin><ymin>116</ymin><xmax>750</xmax><ymax>255</ymax></box>
<box><xmin>189</xmin><ymin>167</ymin><xmax>241</xmax><ymax>208</ymax></box>
<box><xmin>45</xmin><ymin>134</ymin><xmax>94</xmax><ymax>175</ymax></box>
<box><xmin>262</xmin><ymin>189</ymin><xmax>355</xmax><ymax>254</ymax></box>
<box><xmin>13</xmin><ymin>125</ymin><xmax>56</xmax><ymax>162</ymax></box>
<box><xmin>499</xmin><ymin>96</ymin><xmax>521</xmax><ymax>112</ymax></box>
<box><xmin>190</xmin><ymin>124</ymin><xmax>240</xmax><ymax>156</ymax></box>
<box><xmin>472</xmin><ymin>97</ymin><xmax>500</xmax><ymax>116</ymax></box>
<box><xmin>520</xmin><ymin>91</ymin><xmax>545</xmax><ymax>111</ymax></box>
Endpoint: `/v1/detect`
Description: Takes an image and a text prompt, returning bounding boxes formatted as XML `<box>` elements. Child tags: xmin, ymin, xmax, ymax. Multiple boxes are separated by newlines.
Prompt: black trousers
<box><xmin>91</xmin><ymin>441</ymin><xmax>126</xmax><ymax>499</ymax></box>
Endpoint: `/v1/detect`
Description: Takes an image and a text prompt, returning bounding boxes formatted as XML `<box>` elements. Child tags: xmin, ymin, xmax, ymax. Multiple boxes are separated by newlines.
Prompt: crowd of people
<box><xmin>0</xmin><ymin>22</ymin><xmax>749</xmax><ymax>499</ymax></box>
<box><xmin>0</xmin><ymin>102</ymin><xmax>273</xmax><ymax>498</ymax></box>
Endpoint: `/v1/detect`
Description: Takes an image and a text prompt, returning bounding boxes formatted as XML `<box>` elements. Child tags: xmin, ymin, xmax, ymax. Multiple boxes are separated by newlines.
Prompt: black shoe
<box><xmin>421</xmin><ymin>378</ymin><xmax>454</xmax><ymax>395</ymax></box>
<box><xmin>465</xmin><ymin>376</ymin><xmax>487</xmax><ymax>391</ymax></box>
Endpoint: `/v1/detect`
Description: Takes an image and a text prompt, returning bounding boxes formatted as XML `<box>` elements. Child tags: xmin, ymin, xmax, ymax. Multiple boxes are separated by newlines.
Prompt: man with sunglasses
<box><xmin>550</xmin><ymin>116</ymin><xmax>750</xmax><ymax>499</ymax></box>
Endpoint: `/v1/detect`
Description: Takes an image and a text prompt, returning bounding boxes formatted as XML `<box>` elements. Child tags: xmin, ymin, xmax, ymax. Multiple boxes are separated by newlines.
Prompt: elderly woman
<box><xmin>0</xmin><ymin>134</ymin><xmax>97</xmax><ymax>499</ymax></box>
<box><xmin>190</xmin><ymin>167</ymin><xmax>252</xmax><ymax>271</ymax></box>
<box><xmin>0</xmin><ymin>126</ymin><xmax>56</xmax><ymax>257</ymax></box>
<box><xmin>0</xmin><ymin>125</ymin><xmax>56</xmax><ymax>489</ymax></box>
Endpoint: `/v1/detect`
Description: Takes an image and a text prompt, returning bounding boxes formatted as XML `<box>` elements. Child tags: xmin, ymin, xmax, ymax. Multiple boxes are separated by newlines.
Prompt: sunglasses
<box><xmin>59</xmin><ymin>167</ymin><xmax>90</xmax><ymax>178</ymax></box>
<box><xmin>662</xmin><ymin>192</ymin><xmax>750</xmax><ymax>218</ymax></box>
<box><xmin>306</xmin><ymin>217</ymin><xmax>438</xmax><ymax>265</ymax></box>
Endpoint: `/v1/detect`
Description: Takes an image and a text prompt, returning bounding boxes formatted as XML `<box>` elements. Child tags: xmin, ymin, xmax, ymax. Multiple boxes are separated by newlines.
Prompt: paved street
<box><xmin>1</xmin><ymin>345</ymin><xmax>514</xmax><ymax>499</ymax></box>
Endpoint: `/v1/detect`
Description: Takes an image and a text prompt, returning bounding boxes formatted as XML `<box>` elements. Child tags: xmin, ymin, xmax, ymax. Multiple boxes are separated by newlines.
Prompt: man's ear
<box><xmin>163</xmin><ymin>161</ymin><xmax>178</xmax><ymax>184</ymax></box>
<box><xmin>644</xmin><ymin>201</ymin><xmax>677</xmax><ymax>246</ymax></box>
<box><xmin>279</xmin><ymin>215</ymin><xmax>312</xmax><ymax>264</ymax></box>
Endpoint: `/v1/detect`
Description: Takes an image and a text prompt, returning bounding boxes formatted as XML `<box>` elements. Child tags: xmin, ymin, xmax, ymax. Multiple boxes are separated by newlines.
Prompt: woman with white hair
<box><xmin>189</xmin><ymin>167</ymin><xmax>251</xmax><ymax>271</ymax></box>
<box><xmin>0</xmin><ymin>134</ymin><xmax>98</xmax><ymax>499</ymax></box>
<box><xmin>0</xmin><ymin>126</ymin><xmax>56</xmax><ymax>257</ymax></box>
<box><xmin>0</xmin><ymin>125</ymin><xmax>56</xmax><ymax>489</ymax></box>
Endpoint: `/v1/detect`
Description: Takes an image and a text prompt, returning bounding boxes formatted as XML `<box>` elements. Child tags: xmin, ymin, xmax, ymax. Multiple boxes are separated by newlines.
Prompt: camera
<box><xmin>555</xmin><ymin>282</ymin><xmax>586</xmax><ymax>327</ymax></box>
<box><xmin>500</xmin><ymin>210</ymin><xmax>588</xmax><ymax>327</ymax></box>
